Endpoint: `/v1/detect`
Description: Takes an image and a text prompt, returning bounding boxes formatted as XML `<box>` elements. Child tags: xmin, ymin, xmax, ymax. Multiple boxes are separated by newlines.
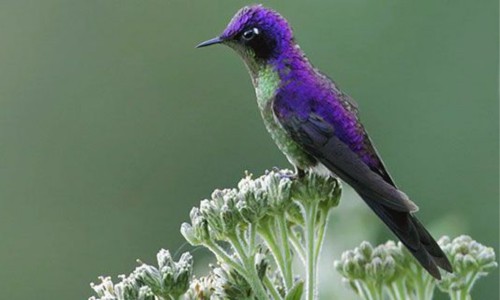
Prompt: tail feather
<box><xmin>360</xmin><ymin>194</ymin><xmax>452</xmax><ymax>279</ymax></box>
<box><xmin>412</xmin><ymin>217</ymin><xmax>453</xmax><ymax>272</ymax></box>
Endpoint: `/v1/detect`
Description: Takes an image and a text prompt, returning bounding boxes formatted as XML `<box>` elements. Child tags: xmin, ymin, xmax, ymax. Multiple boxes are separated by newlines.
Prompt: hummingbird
<box><xmin>196</xmin><ymin>5</ymin><xmax>452</xmax><ymax>279</ymax></box>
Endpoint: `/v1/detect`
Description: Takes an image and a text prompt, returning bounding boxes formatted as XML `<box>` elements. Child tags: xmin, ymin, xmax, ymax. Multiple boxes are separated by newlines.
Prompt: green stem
<box><xmin>360</xmin><ymin>282</ymin><xmax>376</xmax><ymax>300</ymax></box>
<box><xmin>245</xmin><ymin>260</ymin><xmax>269</xmax><ymax>300</ymax></box>
<box><xmin>353</xmin><ymin>281</ymin><xmax>368</xmax><ymax>300</ymax></box>
<box><xmin>229</xmin><ymin>233</ymin><xmax>248</xmax><ymax>263</ymax></box>
<box><xmin>414</xmin><ymin>279</ymin><xmax>426</xmax><ymax>300</ymax></box>
<box><xmin>245</xmin><ymin>255</ymin><xmax>270</xmax><ymax>300</ymax></box>
<box><xmin>370</xmin><ymin>282</ymin><xmax>383</xmax><ymax>300</ymax></box>
<box><xmin>423</xmin><ymin>275</ymin><xmax>435</xmax><ymax>299</ymax></box>
<box><xmin>263</xmin><ymin>275</ymin><xmax>283</xmax><ymax>300</ymax></box>
<box><xmin>204</xmin><ymin>240</ymin><xmax>245</xmax><ymax>275</ymax></box>
<box><xmin>277</xmin><ymin>214</ymin><xmax>294</xmax><ymax>289</ymax></box>
<box><xmin>386</xmin><ymin>283</ymin><xmax>398</xmax><ymax>300</ymax></box>
<box><xmin>226</xmin><ymin>235</ymin><xmax>269</xmax><ymax>300</ymax></box>
<box><xmin>314</xmin><ymin>211</ymin><xmax>328</xmax><ymax>264</ymax></box>
<box><xmin>237</xmin><ymin>227</ymin><xmax>249</xmax><ymax>251</ymax></box>
<box><xmin>464</xmin><ymin>271</ymin><xmax>479</xmax><ymax>295</ymax></box>
<box><xmin>304</xmin><ymin>203</ymin><xmax>318</xmax><ymax>300</ymax></box>
<box><xmin>389</xmin><ymin>280</ymin><xmax>408</xmax><ymax>300</ymax></box>
<box><xmin>288</xmin><ymin>228</ymin><xmax>305</xmax><ymax>264</ymax></box>
<box><xmin>248</xmin><ymin>223</ymin><xmax>257</xmax><ymax>254</ymax></box>
<box><xmin>449</xmin><ymin>290</ymin><xmax>471</xmax><ymax>300</ymax></box>
<box><xmin>408</xmin><ymin>265</ymin><xmax>436</xmax><ymax>300</ymax></box>
<box><xmin>259</xmin><ymin>221</ymin><xmax>288</xmax><ymax>289</ymax></box>
<box><xmin>449</xmin><ymin>291</ymin><xmax>458</xmax><ymax>300</ymax></box>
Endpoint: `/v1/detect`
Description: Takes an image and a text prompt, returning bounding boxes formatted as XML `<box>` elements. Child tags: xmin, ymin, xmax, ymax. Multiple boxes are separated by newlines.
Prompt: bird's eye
<box><xmin>242</xmin><ymin>28</ymin><xmax>259</xmax><ymax>41</ymax></box>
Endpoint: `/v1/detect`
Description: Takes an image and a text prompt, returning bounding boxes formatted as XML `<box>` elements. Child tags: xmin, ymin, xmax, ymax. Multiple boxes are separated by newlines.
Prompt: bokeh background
<box><xmin>0</xmin><ymin>0</ymin><xmax>497</xmax><ymax>299</ymax></box>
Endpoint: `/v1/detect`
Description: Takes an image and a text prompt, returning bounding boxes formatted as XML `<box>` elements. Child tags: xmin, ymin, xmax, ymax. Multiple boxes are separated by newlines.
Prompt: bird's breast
<box><xmin>254</xmin><ymin>66</ymin><xmax>316</xmax><ymax>169</ymax></box>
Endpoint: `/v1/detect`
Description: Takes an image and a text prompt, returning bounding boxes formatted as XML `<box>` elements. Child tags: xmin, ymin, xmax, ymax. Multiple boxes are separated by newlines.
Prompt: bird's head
<box><xmin>197</xmin><ymin>5</ymin><xmax>295</xmax><ymax>73</ymax></box>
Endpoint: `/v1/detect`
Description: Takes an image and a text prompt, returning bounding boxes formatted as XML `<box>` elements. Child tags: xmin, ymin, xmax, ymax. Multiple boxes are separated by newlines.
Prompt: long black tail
<box><xmin>360</xmin><ymin>194</ymin><xmax>453</xmax><ymax>279</ymax></box>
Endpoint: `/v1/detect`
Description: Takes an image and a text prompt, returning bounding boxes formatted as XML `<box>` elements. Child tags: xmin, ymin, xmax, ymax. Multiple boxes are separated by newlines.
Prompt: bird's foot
<box><xmin>270</xmin><ymin>166</ymin><xmax>306</xmax><ymax>181</ymax></box>
<box><xmin>296</xmin><ymin>168</ymin><xmax>306</xmax><ymax>179</ymax></box>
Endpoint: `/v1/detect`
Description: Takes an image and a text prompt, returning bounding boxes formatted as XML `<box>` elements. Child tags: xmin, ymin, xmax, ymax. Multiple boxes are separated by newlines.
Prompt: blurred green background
<box><xmin>0</xmin><ymin>0</ymin><xmax>497</xmax><ymax>299</ymax></box>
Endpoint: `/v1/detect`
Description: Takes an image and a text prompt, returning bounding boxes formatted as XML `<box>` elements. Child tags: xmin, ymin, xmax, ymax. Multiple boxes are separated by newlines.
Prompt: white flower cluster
<box><xmin>334</xmin><ymin>235</ymin><xmax>497</xmax><ymax>300</ymax></box>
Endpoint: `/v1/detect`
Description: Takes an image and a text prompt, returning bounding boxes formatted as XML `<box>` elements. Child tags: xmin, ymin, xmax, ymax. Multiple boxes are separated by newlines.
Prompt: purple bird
<box><xmin>197</xmin><ymin>5</ymin><xmax>452</xmax><ymax>279</ymax></box>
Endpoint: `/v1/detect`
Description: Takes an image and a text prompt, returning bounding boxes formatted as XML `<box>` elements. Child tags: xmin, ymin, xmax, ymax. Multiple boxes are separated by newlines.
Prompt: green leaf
<box><xmin>284</xmin><ymin>280</ymin><xmax>304</xmax><ymax>300</ymax></box>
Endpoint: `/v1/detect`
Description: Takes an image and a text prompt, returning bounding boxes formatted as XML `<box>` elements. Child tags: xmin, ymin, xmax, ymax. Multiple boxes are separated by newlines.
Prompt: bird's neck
<box><xmin>245</xmin><ymin>43</ymin><xmax>310</xmax><ymax>79</ymax></box>
<box><xmin>253</xmin><ymin>65</ymin><xmax>280</xmax><ymax>110</ymax></box>
<box><xmin>247</xmin><ymin>44</ymin><xmax>312</xmax><ymax>110</ymax></box>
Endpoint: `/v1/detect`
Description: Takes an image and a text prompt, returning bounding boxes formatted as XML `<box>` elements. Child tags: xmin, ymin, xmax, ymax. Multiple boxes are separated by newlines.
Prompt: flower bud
<box><xmin>437</xmin><ymin>235</ymin><xmax>497</xmax><ymax>296</ymax></box>
<box><xmin>358</xmin><ymin>241</ymin><xmax>373</xmax><ymax>260</ymax></box>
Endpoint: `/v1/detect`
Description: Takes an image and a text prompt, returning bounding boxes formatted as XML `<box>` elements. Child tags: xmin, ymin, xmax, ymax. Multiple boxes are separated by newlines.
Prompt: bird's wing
<box><xmin>315</xmin><ymin>70</ymin><xmax>397</xmax><ymax>187</ymax></box>
<box><xmin>273</xmin><ymin>103</ymin><xmax>452</xmax><ymax>278</ymax></box>
<box><xmin>360</xmin><ymin>130</ymin><xmax>397</xmax><ymax>186</ymax></box>
<box><xmin>274</xmin><ymin>108</ymin><xmax>417</xmax><ymax>213</ymax></box>
<box><xmin>334</xmin><ymin>89</ymin><xmax>398</xmax><ymax>186</ymax></box>
<box><xmin>315</xmin><ymin>69</ymin><xmax>397</xmax><ymax>188</ymax></box>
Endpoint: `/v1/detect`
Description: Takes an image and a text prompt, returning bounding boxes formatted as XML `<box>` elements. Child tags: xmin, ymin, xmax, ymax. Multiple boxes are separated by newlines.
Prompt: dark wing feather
<box><xmin>276</xmin><ymin>110</ymin><xmax>452</xmax><ymax>278</ymax></box>
<box><xmin>337</xmin><ymin>91</ymin><xmax>397</xmax><ymax>187</ymax></box>
<box><xmin>280</xmin><ymin>113</ymin><xmax>417</xmax><ymax>212</ymax></box>
<box><xmin>362</xmin><ymin>132</ymin><xmax>397</xmax><ymax>186</ymax></box>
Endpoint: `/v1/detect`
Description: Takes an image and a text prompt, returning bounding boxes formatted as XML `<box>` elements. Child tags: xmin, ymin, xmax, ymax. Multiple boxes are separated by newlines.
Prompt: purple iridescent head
<box><xmin>197</xmin><ymin>5</ymin><xmax>295</xmax><ymax>62</ymax></box>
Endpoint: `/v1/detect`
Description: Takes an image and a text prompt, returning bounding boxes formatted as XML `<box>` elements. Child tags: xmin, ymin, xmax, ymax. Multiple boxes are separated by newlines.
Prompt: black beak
<box><xmin>196</xmin><ymin>37</ymin><xmax>223</xmax><ymax>48</ymax></box>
